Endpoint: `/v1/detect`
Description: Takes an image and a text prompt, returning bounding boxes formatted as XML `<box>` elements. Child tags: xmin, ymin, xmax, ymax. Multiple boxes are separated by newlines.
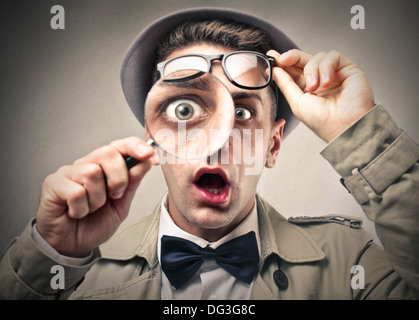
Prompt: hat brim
<box><xmin>120</xmin><ymin>7</ymin><xmax>300</xmax><ymax>138</ymax></box>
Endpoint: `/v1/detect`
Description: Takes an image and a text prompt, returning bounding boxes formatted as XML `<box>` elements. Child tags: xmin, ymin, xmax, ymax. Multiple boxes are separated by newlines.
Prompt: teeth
<box><xmin>204</xmin><ymin>188</ymin><xmax>223</xmax><ymax>195</ymax></box>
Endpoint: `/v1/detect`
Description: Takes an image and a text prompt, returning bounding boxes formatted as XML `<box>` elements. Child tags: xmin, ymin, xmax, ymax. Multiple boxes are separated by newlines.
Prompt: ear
<box><xmin>265</xmin><ymin>119</ymin><xmax>286</xmax><ymax>168</ymax></box>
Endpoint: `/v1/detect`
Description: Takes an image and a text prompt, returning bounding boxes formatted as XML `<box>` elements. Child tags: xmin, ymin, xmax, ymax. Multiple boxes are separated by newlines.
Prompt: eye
<box><xmin>235</xmin><ymin>106</ymin><xmax>252</xmax><ymax>120</ymax></box>
<box><xmin>164</xmin><ymin>98</ymin><xmax>205</xmax><ymax>121</ymax></box>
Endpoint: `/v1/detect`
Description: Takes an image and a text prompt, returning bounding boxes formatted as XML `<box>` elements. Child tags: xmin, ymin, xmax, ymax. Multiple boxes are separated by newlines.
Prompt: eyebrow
<box><xmin>231</xmin><ymin>91</ymin><xmax>263</xmax><ymax>103</ymax></box>
<box><xmin>161</xmin><ymin>74</ymin><xmax>215</xmax><ymax>91</ymax></box>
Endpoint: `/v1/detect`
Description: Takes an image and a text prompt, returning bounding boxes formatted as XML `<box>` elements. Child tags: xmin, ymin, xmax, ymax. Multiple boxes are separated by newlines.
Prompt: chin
<box><xmin>189</xmin><ymin>208</ymin><xmax>235</xmax><ymax>230</ymax></box>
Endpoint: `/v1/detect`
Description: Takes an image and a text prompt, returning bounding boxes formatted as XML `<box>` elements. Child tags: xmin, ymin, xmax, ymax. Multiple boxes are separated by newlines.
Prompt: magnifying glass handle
<box><xmin>124</xmin><ymin>139</ymin><xmax>156</xmax><ymax>170</ymax></box>
<box><xmin>124</xmin><ymin>156</ymin><xmax>140</xmax><ymax>170</ymax></box>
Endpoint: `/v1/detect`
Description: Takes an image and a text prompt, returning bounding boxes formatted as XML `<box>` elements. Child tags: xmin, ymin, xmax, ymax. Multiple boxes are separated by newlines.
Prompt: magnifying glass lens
<box><xmin>144</xmin><ymin>70</ymin><xmax>235</xmax><ymax>160</ymax></box>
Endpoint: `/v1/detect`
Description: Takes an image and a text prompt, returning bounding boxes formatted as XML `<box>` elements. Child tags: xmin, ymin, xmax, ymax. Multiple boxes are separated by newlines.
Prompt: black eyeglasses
<box><xmin>157</xmin><ymin>51</ymin><xmax>275</xmax><ymax>90</ymax></box>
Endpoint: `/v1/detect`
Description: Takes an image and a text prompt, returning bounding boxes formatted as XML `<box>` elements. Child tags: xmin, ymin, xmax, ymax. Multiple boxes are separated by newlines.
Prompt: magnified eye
<box><xmin>235</xmin><ymin>106</ymin><xmax>252</xmax><ymax>120</ymax></box>
<box><xmin>164</xmin><ymin>99</ymin><xmax>205</xmax><ymax>121</ymax></box>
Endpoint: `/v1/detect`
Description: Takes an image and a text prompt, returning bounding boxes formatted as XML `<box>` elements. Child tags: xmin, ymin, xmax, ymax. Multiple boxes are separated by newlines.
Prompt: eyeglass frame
<box><xmin>156</xmin><ymin>51</ymin><xmax>275</xmax><ymax>90</ymax></box>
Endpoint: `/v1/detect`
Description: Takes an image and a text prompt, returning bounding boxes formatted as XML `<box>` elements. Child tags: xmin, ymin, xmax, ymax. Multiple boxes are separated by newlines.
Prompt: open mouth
<box><xmin>197</xmin><ymin>173</ymin><xmax>226</xmax><ymax>195</ymax></box>
<box><xmin>193</xmin><ymin>168</ymin><xmax>230</xmax><ymax>204</ymax></box>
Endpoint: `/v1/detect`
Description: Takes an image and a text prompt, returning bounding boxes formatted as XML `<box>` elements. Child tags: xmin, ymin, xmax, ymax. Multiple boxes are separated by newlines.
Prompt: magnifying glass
<box><xmin>125</xmin><ymin>70</ymin><xmax>235</xmax><ymax>168</ymax></box>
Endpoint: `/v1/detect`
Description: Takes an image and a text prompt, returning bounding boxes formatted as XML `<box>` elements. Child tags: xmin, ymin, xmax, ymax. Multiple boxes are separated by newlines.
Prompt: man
<box><xmin>0</xmin><ymin>7</ymin><xmax>418</xmax><ymax>300</ymax></box>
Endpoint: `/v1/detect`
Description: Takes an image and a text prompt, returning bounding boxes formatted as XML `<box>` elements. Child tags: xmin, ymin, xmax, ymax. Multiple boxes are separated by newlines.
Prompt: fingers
<box><xmin>50</xmin><ymin>164</ymin><xmax>106</xmax><ymax>219</ymax></box>
<box><xmin>42</xmin><ymin>137</ymin><xmax>155</xmax><ymax>219</ymax></box>
<box><xmin>269</xmin><ymin>49</ymin><xmax>354</xmax><ymax>93</ymax></box>
<box><xmin>74</xmin><ymin>137</ymin><xmax>154</xmax><ymax>199</ymax></box>
<box><xmin>270</xmin><ymin>49</ymin><xmax>312</xmax><ymax>70</ymax></box>
<box><xmin>304</xmin><ymin>50</ymin><xmax>350</xmax><ymax>91</ymax></box>
<box><xmin>76</xmin><ymin>148</ymin><xmax>127</xmax><ymax>200</ymax></box>
<box><xmin>273</xmin><ymin>63</ymin><xmax>304</xmax><ymax>118</ymax></box>
<box><xmin>268</xmin><ymin>49</ymin><xmax>308</xmax><ymax>88</ymax></box>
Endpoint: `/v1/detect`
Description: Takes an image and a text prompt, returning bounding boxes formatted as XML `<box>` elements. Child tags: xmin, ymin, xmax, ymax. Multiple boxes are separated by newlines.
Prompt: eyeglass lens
<box><xmin>224</xmin><ymin>53</ymin><xmax>270</xmax><ymax>88</ymax></box>
<box><xmin>163</xmin><ymin>56</ymin><xmax>208</xmax><ymax>78</ymax></box>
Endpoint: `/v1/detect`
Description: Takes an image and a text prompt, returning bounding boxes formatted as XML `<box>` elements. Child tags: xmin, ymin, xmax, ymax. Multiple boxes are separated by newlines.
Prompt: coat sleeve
<box><xmin>321</xmin><ymin>104</ymin><xmax>419</xmax><ymax>299</ymax></box>
<box><xmin>0</xmin><ymin>219</ymin><xmax>101</xmax><ymax>300</ymax></box>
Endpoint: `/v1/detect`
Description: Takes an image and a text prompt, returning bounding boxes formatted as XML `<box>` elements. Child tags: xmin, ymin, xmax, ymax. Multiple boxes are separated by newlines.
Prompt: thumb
<box><xmin>272</xmin><ymin>66</ymin><xmax>304</xmax><ymax>117</ymax></box>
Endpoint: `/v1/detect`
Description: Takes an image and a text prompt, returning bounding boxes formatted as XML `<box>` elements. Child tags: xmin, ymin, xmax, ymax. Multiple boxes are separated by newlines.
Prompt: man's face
<box><xmin>156</xmin><ymin>43</ymin><xmax>285</xmax><ymax>241</ymax></box>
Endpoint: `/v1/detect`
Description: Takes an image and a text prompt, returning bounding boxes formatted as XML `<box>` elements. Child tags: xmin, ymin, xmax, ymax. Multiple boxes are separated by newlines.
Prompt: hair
<box><xmin>153</xmin><ymin>20</ymin><xmax>278</xmax><ymax>124</ymax></box>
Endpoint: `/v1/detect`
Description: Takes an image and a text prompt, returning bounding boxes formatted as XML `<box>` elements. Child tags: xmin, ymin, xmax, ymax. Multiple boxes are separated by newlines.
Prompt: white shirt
<box><xmin>157</xmin><ymin>193</ymin><xmax>261</xmax><ymax>300</ymax></box>
<box><xmin>31</xmin><ymin>193</ymin><xmax>261</xmax><ymax>300</ymax></box>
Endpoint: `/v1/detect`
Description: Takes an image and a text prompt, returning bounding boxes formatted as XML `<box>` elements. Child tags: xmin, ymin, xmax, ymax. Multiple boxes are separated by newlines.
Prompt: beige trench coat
<box><xmin>1</xmin><ymin>105</ymin><xmax>418</xmax><ymax>299</ymax></box>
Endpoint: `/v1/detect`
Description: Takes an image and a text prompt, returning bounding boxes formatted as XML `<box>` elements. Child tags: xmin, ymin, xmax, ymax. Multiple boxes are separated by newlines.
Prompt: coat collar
<box><xmin>99</xmin><ymin>193</ymin><xmax>325</xmax><ymax>266</ymax></box>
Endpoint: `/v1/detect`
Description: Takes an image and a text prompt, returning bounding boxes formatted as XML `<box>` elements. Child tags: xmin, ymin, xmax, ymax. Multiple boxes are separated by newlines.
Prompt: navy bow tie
<box><xmin>160</xmin><ymin>231</ymin><xmax>259</xmax><ymax>289</ymax></box>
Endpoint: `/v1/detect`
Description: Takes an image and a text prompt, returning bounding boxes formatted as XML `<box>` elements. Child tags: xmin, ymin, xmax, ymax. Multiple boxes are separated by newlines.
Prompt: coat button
<box><xmin>273</xmin><ymin>270</ymin><xmax>288</xmax><ymax>290</ymax></box>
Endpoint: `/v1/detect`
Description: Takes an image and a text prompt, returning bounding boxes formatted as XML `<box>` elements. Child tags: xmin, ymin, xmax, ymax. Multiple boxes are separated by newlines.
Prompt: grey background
<box><xmin>0</xmin><ymin>0</ymin><xmax>418</xmax><ymax>250</ymax></box>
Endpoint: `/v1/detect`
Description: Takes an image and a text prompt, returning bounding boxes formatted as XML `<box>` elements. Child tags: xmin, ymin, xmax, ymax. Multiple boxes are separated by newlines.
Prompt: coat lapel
<box><xmin>251</xmin><ymin>194</ymin><xmax>325</xmax><ymax>299</ymax></box>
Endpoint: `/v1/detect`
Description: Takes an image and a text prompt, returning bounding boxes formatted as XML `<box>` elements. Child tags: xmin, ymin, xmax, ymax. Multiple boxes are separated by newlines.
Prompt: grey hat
<box><xmin>120</xmin><ymin>7</ymin><xmax>299</xmax><ymax>138</ymax></box>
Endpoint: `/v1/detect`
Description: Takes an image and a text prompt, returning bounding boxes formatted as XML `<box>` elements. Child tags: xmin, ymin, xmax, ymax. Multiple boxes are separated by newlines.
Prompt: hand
<box><xmin>36</xmin><ymin>137</ymin><xmax>156</xmax><ymax>257</ymax></box>
<box><xmin>268</xmin><ymin>49</ymin><xmax>375</xmax><ymax>142</ymax></box>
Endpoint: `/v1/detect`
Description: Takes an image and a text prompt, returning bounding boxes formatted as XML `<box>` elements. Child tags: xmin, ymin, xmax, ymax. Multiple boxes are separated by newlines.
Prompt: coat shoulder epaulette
<box><xmin>288</xmin><ymin>214</ymin><xmax>363</xmax><ymax>229</ymax></box>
